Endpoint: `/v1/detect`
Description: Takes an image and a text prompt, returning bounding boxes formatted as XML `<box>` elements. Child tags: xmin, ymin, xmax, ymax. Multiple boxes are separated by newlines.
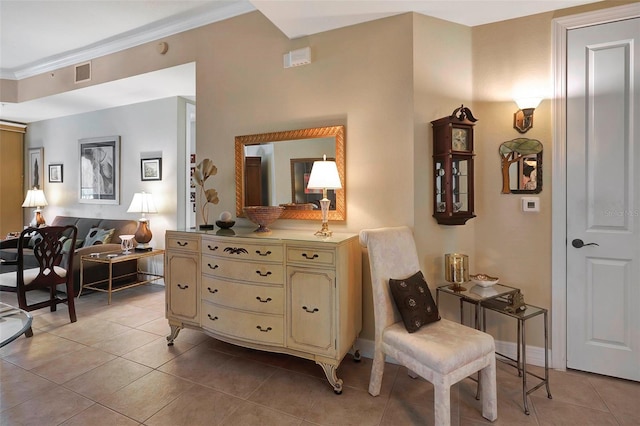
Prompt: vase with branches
<box><xmin>192</xmin><ymin>158</ymin><xmax>219</xmax><ymax>229</ymax></box>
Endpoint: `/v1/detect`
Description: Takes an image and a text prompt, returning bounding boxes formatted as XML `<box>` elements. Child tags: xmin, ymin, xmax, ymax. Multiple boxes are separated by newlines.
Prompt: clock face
<box><xmin>452</xmin><ymin>128</ymin><xmax>468</xmax><ymax>151</ymax></box>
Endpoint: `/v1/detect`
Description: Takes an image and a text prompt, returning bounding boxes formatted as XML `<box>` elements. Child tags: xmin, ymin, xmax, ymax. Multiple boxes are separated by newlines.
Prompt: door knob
<box><xmin>571</xmin><ymin>239</ymin><xmax>599</xmax><ymax>248</ymax></box>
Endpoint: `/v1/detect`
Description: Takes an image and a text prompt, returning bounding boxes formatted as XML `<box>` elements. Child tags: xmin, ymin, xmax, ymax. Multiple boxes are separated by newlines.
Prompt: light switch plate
<box><xmin>522</xmin><ymin>197</ymin><xmax>540</xmax><ymax>212</ymax></box>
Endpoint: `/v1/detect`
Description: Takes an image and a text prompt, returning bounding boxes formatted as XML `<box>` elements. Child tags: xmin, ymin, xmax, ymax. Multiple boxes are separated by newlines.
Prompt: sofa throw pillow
<box><xmin>82</xmin><ymin>228</ymin><xmax>115</xmax><ymax>247</ymax></box>
<box><xmin>389</xmin><ymin>270</ymin><xmax>440</xmax><ymax>333</ymax></box>
<box><xmin>27</xmin><ymin>232</ymin><xmax>43</xmax><ymax>248</ymax></box>
<box><xmin>62</xmin><ymin>238</ymin><xmax>84</xmax><ymax>253</ymax></box>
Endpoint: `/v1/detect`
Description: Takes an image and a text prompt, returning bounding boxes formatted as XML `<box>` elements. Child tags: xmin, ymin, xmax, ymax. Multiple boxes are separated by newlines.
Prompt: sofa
<box><xmin>0</xmin><ymin>216</ymin><xmax>139</xmax><ymax>295</ymax></box>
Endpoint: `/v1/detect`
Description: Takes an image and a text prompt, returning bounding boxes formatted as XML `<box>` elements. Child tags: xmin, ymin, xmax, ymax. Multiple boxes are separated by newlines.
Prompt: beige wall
<box><xmin>4</xmin><ymin>1</ymin><xmax>633</xmax><ymax>347</ymax></box>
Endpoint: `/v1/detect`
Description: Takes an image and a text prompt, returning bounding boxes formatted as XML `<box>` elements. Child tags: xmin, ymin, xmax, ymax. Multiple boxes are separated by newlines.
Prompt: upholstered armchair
<box><xmin>360</xmin><ymin>226</ymin><xmax>497</xmax><ymax>425</ymax></box>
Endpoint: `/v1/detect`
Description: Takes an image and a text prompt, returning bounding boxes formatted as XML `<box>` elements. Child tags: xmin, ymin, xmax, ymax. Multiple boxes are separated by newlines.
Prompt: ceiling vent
<box><xmin>74</xmin><ymin>62</ymin><xmax>91</xmax><ymax>84</ymax></box>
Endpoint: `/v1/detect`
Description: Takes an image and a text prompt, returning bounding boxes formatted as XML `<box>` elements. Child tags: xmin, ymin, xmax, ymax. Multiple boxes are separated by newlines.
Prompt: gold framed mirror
<box><xmin>235</xmin><ymin>125</ymin><xmax>346</xmax><ymax>221</ymax></box>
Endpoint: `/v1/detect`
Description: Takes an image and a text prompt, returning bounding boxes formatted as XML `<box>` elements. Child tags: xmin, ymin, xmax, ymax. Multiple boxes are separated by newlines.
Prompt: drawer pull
<box><xmin>177</xmin><ymin>241</ymin><xmax>188</xmax><ymax>247</ymax></box>
<box><xmin>207</xmin><ymin>314</ymin><xmax>218</xmax><ymax>321</ymax></box>
<box><xmin>207</xmin><ymin>245</ymin><xmax>219</xmax><ymax>251</ymax></box>
<box><xmin>256</xmin><ymin>250</ymin><xmax>272</xmax><ymax>256</ymax></box>
<box><xmin>177</xmin><ymin>284</ymin><xmax>189</xmax><ymax>290</ymax></box>
<box><xmin>302</xmin><ymin>306</ymin><xmax>319</xmax><ymax>313</ymax></box>
<box><xmin>302</xmin><ymin>253</ymin><xmax>319</xmax><ymax>260</ymax></box>
<box><xmin>224</xmin><ymin>247</ymin><xmax>248</xmax><ymax>255</ymax></box>
<box><xmin>256</xmin><ymin>325</ymin><xmax>272</xmax><ymax>332</ymax></box>
<box><xmin>207</xmin><ymin>263</ymin><xmax>219</xmax><ymax>270</ymax></box>
<box><xmin>256</xmin><ymin>296</ymin><xmax>272</xmax><ymax>303</ymax></box>
<box><xmin>255</xmin><ymin>270</ymin><xmax>272</xmax><ymax>277</ymax></box>
<box><xmin>207</xmin><ymin>287</ymin><xmax>218</xmax><ymax>294</ymax></box>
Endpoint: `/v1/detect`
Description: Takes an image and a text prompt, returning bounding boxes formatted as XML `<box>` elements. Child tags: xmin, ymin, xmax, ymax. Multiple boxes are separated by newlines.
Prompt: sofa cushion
<box><xmin>389</xmin><ymin>271</ymin><xmax>440</xmax><ymax>333</ymax></box>
<box><xmin>83</xmin><ymin>228</ymin><xmax>115</xmax><ymax>247</ymax></box>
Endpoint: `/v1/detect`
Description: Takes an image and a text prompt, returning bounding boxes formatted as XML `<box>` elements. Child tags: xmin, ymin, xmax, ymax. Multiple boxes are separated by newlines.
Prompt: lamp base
<box><xmin>30</xmin><ymin>210</ymin><xmax>46</xmax><ymax>228</ymax></box>
<box><xmin>135</xmin><ymin>243</ymin><xmax>153</xmax><ymax>252</ymax></box>
<box><xmin>314</xmin><ymin>222</ymin><xmax>333</xmax><ymax>237</ymax></box>
<box><xmin>448</xmin><ymin>283</ymin><xmax>467</xmax><ymax>292</ymax></box>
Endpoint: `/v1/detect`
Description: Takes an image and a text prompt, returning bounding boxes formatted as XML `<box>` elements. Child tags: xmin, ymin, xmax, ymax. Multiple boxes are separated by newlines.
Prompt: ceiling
<box><xmin>0</xmin><ymin>0</ymin><xmax>602</xmax><ymax>123</ymax></box>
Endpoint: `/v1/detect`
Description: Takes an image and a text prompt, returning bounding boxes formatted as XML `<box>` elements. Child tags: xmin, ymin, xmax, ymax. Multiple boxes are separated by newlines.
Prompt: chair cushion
<box><xmin>389</xmin><ymin>271</ymin><xmax>440</xmax><ymax>332</ymax></box>
<box><xmin>82</xmin><ymin>228</ymin><xmax>115</xmax><ymax>247</ymax></box>
<box><xmin>0</xmin><ymin>266</ymin><xmax>67</xmax><ymax>289</ymax></box>
<box><xmin>382</xmin><ymin>319</ymin><xmax>494</xmax><ymax>375</ymax></box>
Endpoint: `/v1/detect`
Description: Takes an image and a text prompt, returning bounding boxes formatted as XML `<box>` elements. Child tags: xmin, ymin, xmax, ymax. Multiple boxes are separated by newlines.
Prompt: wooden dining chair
<box><xmin>4</xmin><ymin>226</ymin><xmax>78</xmax><ymax>337</ymax></box>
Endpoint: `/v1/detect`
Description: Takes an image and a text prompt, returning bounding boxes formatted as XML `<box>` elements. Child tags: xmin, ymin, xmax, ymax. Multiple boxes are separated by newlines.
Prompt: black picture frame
<box><xmin>48</xmin><ymin>164</ymin><xmax>63</xmax><ymax>183</ymax></box>
<box><xmin>141</xmin><ymin>158</ymin><xmax>162</xmax><ymax>181</ymax></box>
<box><xmin>79</xmin><ymin>136</ymin><xmax>120</xmax><ymax>204</ymax></box>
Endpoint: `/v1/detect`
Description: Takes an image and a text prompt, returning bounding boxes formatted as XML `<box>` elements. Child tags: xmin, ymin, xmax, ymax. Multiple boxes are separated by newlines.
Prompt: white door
<box><xmin>566</xmin><ymin>17</ymin><xmax>640</xmax><ymax>381</ymax></box>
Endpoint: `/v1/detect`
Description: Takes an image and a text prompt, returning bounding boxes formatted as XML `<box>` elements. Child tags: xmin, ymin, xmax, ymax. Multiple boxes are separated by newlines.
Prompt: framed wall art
<box><xmin>141</xmin><ymin>158</ymin><xmax>162</xmax><ymax>181</ymax></box>
<box><xmin>28</xmin><ymin>147</ymin><xmax>44</xmax><ymax>190</ymax></box>
<box><xmin>48</xmin><ymin>164</ymin><xmax>63</xmax><ymax>183</ymax></box>
<box><xmin>79</xmin><ymin>136</ymin><xmax>120</xmax><ymax>204</ymax></box>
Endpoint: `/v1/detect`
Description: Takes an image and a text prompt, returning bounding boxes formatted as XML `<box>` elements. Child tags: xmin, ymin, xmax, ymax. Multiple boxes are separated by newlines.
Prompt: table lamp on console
<box><xmin>22</xmin><ymin>188</ymin><xmax>48</xmax><ymax>227</ymax></box>
<box><xmin>306</xmin><ymin>155</ymin><xmax>342</xmax><ymax>237</ymax></box>
<box><xmin>127</xmin><ymin>191</ymin><xmax>157</xmax><ymax>251</ymax></box>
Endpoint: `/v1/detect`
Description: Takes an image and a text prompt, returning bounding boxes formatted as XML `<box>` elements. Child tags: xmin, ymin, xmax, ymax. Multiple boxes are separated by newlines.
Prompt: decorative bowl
<box><xmin>243</xmin><ymin>206</ymin><xmax>284</xmax><ymax>233</ymax></box>
<box><xmin>215</xmin><ymin>220</ymin><xmax>235</xmax><ymax>229</ymax></box>
<box><xmin>470</xmin><ymin>274</ymin><xmax>499</xmax><ymax>287</ymax></box>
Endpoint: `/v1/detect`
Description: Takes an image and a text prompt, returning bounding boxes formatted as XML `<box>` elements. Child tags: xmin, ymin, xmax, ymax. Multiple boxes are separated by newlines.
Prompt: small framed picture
<box><xmin>190</xmin><ymin>154</ymin><xmax>196</xmax><ymax>164</ymax></box>
<box><xmin>141</xmin><ymin>158</ymin><xmax>162</xmax><ymax>181</ymax></box>
<box><xmin>49</xmin><ymin>164</ymin><xmax>63</xmax><ymax>183</ymax></box>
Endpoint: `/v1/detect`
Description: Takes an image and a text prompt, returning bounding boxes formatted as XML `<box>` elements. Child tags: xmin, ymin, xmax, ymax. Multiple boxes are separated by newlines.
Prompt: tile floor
<box><xmin>1</xmin><ymin>284</ymin><xmax>638</xmax><ymax>425</ymax></box>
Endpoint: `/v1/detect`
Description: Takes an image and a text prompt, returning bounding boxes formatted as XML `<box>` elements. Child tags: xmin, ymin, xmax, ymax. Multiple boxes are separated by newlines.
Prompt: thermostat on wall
<box><xmin>522</xmin><ymin>197</ymin><xmax>540</xmax><ymax>212</ymax></box>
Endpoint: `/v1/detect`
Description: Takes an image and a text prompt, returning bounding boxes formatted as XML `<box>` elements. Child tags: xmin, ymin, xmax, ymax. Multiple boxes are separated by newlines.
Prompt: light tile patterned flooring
<box><xmin>1</xmin><ymin>284</ymin><xmax>638</xmax><ymax>425</ymax></box>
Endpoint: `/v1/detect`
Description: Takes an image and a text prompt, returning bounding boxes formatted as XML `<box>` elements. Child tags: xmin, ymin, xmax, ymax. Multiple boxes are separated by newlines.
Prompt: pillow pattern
<box><xmin>82</xmin><ymin>228</ymin><xmax>115</xmax><ymax>247</ymax></box>
<box><xmin>389</xmin><ymin>270</ymin><xmax>440</xmax><ymax>333</ymax></box>
<box><xmin>27</xmin><ymin>232</ymin><xmax>43</xmax><ymax>248</ymax></box>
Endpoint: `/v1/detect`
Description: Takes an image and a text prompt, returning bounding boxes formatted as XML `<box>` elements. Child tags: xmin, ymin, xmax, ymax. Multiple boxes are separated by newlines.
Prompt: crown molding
<box><xmin>1</xmin><ymin>1</ymin><xmax>255</xmax><ymax>80</ymax></box>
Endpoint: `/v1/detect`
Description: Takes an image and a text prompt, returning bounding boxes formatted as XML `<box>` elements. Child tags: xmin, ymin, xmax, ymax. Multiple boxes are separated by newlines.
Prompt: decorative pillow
<box><xmin>27</xmin><ymin>232</ymin><xmax>43</xmax><ymax>248</ymax></box>
<box><xmin>82</xmin><ymin>228</ymin><xmax>115</xmax><ymax>247</ymax></box>
<box><xmin>389</xmin><ymin>271</ymin><xmax>440</xmax><ymax>333</ymax></box>
<box><xmin>62</xmin><ymin>238</ymin><xmax>84</xmax><ymax>253</ymax></box>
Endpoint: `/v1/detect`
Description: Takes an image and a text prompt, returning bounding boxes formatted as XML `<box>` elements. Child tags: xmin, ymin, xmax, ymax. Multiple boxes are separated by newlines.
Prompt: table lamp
<box><xmin>306</xmin><ymin>155</ymin><xmax>342</xmax><ymax>237</ymax></box>
<box><xmin>444</xmin><ymin>253</ymin><xmax>469</xmax><ymax>291</ymax></box>
<box><xmin>127</xmin><ymin>191</ymin><xmax>157</xmax><ymax>251</ymax></box>
<box><xmin>22</xmin><ymin>188</ymin><xmax>48</xmax><ymax>227</ymax></box>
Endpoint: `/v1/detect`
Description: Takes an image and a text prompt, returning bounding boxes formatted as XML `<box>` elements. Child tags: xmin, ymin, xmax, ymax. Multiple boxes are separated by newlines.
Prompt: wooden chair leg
<box><xmin>66</xmin><ymin>283</ymin><xmax>77</xmax><ymax>323</ymax></box>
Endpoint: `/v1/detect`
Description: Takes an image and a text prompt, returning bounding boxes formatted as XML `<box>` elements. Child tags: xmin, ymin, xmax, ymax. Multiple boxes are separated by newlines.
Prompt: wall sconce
<box><xmin>514</xmin><ymin>98</ymin><xmax>542</xmax><ymax>133</ymax></box>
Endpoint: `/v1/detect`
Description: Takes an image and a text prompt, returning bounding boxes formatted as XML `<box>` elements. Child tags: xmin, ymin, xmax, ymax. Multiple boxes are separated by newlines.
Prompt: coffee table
<box><xmin>0</xmin><ymin>302</ymin><xmax>33</xmax><ymax>347</ymax></box>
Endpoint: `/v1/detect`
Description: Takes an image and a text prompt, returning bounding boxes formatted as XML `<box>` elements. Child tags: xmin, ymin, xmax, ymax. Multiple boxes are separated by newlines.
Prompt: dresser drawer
<box><xmin>287</xmin><ymin>246</ymin><xmax>335</xmax><ymax>267</ymax></box>
<box><xmin>202</xmin><ymin>238</ymin><xmax>283</xmax><ymax>262</ymax></box>
<box><xmin>202</xmin><ymin>276</ymin><xmax>283</xmax><ymax>315</ymax></box>
<box><xmin>201</xmin><ymin>302</ymin><xmax>284</xmax><ymax>346</ymax></box>
<box><xmin>166</xmin><ymin>234</ymin><xmax>200</xmax><ymax>252</ymax></box>
<box><xmin>202</xmin><ymin>255</ymin><xmax>284</xmax><ymax>285</ymax></box>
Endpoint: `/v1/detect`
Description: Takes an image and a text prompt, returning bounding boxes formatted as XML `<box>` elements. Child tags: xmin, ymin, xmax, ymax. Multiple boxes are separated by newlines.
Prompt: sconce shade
<box><xmin>22</xmin><ymin>189</ymin><xmax>48</xmax><ymax>227</ymax></box>
<box><xmin>127</xmin><ymin>192</ymin><xmax>157</xmax><ymax>214</ymax></box>
<box><xmin>22</xmin><ymin>189</ymin><xmax>48</xmax><ymax>208</ymax></box>
<box><xmin>514</xmin><ymin>98</ymin><xmax>542</xmax><ymax>134</ymax></box>
<box><xmin>515</xmin><ymin>97</ymin><xmax>542</xmax><ymax>110</ymax></box>
<box><xmin>127</xmin><ymin>192</ymin><xmax>157</xmax><ymax>251</ymax></box>
<box><xmin>307</xmin><ymin>156</ymin><xmax>342</xmax><ymax>190</ymax></box>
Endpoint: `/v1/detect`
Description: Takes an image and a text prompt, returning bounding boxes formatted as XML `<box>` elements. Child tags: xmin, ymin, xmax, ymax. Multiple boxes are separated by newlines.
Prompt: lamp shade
<box><xmin>22</xmin><ymin>189</ymin><xmax>48</xmax><ymax>208</ymax></box>
<box><xmin>127</xmin><ymin>192</ymin><xmax>157</xmax><ymax>214</ymax></box>
<box><xmin>307</xmin><ymin>156</ymin><xmax>342</xmax><ymax>190</ymax></box>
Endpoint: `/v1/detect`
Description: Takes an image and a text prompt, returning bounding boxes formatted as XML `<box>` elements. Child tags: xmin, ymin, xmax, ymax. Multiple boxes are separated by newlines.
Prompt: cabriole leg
<box><xmin>166</xmin><ymin>324</ymin><xmax>182</xmax><ymax>346</ymax></box>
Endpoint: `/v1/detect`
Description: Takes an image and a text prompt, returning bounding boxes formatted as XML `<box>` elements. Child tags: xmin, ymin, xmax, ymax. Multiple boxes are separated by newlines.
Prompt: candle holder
<box><xmin>120</xmin><ymin>235</ymin><xmax>135</xmax><ymax>254</ymax></box>
<box><xmin>444</xmin><ymin>253</ymin><xmax>469</xmax><ymax>291</ymax></box>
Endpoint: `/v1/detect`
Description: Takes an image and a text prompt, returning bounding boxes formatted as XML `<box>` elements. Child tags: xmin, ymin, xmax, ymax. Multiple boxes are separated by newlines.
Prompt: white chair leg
<box><xmin>480</xmin><ymin>357</ymin><xmax>498</xmax><ymax>421</ymax></box>
<box><xmin>368</xmin><ymin>349</ymin><xmax>385</xmax><ymax>396</ymax></box>
<box><xmin>434</xmin><ymin>384</ymin><xmax>451</xmax><ymax>426</ymax></box>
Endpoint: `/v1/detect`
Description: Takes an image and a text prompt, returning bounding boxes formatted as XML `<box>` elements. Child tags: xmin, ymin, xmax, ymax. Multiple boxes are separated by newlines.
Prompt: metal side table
<box><xmin>481</xmin><ymin>299</ymin><xmax>552</xmax><ymax>414</ymax></box>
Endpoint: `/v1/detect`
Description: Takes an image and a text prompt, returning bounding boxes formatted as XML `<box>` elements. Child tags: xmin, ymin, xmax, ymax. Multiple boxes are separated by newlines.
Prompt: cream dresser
<box><xmin>165</xmin><ymin>228</ymin><xmax>362</xmax><ymax>393</ymax></box>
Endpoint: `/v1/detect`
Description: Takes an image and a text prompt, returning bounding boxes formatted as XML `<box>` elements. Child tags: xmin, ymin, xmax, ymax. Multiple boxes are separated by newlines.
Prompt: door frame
<box><xmin>551</xmin><ymin>3</ymin><xmax>640</xmax><ymax>370</ymax></box>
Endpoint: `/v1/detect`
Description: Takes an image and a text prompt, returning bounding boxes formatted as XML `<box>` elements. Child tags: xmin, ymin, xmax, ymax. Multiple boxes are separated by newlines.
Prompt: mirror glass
<box><xmin>499</xmin><ymin>138</ymin><xmax>543</xmax><ymax>194</ymax></box>
<box><xmin>235</xmin><ymin>126</ymin><xmax>346</xmax><ymax>221</ymax></box>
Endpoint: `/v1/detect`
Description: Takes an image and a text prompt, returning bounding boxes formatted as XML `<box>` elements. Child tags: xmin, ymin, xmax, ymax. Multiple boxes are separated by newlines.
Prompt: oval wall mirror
<box><xmin>235</xmin><ymin>125</ymin><xmax>346</xmax><ymax>221</ymax></box>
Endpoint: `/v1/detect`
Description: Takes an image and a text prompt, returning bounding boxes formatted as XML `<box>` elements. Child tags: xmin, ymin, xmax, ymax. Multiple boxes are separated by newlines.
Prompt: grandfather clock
<box><xmin>431</xmin><ymin>105</ymin><xmax>477</xmax><ymax>225</ymax></box>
